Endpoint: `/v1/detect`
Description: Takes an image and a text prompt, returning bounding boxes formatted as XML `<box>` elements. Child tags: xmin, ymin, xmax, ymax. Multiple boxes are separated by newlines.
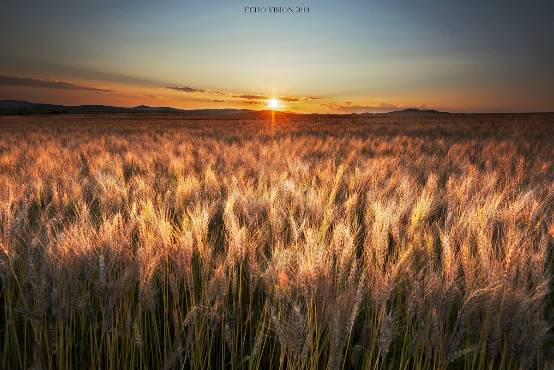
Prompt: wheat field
<box><xmin>0</xmin><ymin>113</ymin><xmax>553</xmax><ymax>369</ymax></box>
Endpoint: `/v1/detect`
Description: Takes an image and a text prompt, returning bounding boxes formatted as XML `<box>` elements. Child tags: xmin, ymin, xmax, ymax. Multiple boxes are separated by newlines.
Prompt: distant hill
<box><xmin>387</xmin><ymin>108</ymin><xmax>445</xmax><ymax>114</ymax></box>
<box><xmin>0</xmin><ymin>100</ymin><xmax>257</xmax><ymax>116</ymax></box>
<box><xmin>0</xmin><ymin>100</ymin><xmax>64</xmax><ymax>114</ymax></box>
<box><xmin>0</xmin><ymin>100</ymin><xmax>449</xmax><ymax>117</ymax></box>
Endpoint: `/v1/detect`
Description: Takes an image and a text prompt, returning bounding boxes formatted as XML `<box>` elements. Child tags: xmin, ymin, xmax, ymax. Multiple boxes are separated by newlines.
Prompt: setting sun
<box><xmin>267</xmin><ymin>98</ymin><xmax>280</xmax><ymax>109</ymax></box>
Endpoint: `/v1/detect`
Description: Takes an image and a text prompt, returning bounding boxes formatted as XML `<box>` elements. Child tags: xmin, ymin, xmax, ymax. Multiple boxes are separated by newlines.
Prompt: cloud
<box><xmin>235</xmin><ymin>94</ymin><xmax>269</xmax><ymax>100</ymax></box>
<box><xmin>191</xmin><ymin>98</ymin><xmax>231</xmax><ymax>103</ymax></box>
<box><xmin>235</xmin><ymin>95</ymin><xmax>320</xmax><ymax>103</ymax></box>
<box><xmin>323</xmin><ymin>101</ymin><xmax>425</xmax><ymax>113</ymax></box>
<box><xmin>279</xmin><ymin>97</ymin><xmax>299</xmax><ymax>102</ymax></box>
<box><xmin>167</xmin><ymin>84</ymin><xmax>321</xmax><ymax>106</ymax></box>
<box><xmin>167</xmin><ymin>86</ymin><xmax>231</xmax><ymax>96</ymax></box>
<box><xmin>0</xmin><ymin>74</ymin><xmax>113</xmax><ymax>92</ymax></box>
<box><xmin>166</xmin><ymin>86</ymin><xmax>207</xmax><ymax>93</ymax></box>
<box><xmin>242</xmin><ymin>99</ymin><xmax>264</xmax><ymax>106</ymax></box>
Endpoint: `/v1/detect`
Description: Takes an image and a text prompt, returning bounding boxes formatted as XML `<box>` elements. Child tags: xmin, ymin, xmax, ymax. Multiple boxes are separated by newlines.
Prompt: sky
<box><xmin>0</xmin><ymin>0</ymin><xmax>553</xmax><ymax>113</ymax></box>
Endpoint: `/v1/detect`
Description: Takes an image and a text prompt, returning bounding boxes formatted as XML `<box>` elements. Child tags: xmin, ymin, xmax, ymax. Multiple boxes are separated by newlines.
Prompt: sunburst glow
<box><xmin>267</xmin><ymin>98</ymin><xmax>280</xmax><ymax>109</ymax></box>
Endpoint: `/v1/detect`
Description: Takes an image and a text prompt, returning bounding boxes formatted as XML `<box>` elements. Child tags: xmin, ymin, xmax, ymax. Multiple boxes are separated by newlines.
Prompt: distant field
<box><xmin>0</xmin><ymin>113</ymin><xmax>553</xmax><ymax>369</ymax></box>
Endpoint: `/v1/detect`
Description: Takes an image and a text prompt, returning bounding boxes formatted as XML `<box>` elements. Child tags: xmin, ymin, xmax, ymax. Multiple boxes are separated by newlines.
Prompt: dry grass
<box><xmin>0</xmin><ymin>113</ymin><xmax>553</xmax><ymax>369</ymax></box>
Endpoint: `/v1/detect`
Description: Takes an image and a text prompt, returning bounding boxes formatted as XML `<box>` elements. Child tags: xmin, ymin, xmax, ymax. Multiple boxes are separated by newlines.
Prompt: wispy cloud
<box><xmin>235</xmin><ymin>94</ymin><xmax>269</xmax><ymax>100</ymax></box>
<box><xmin>0</xmin><ymin>74</ymin><xmax>113</xmax><ymax>92</ymax></box>
<box><xmin>233</xmin><ymin>94</ymin><xmax>320</xmax><ymax>103</ymax></box>
<box><xmin>323</xmin><ymin>101</ymin><xmax>426</xmax><ymax>113</ymax></box>
<box><xmin>166</xmin><ymin>86</ymin><xmax>229</xmax><ymax>96</ymax></box>
<box><xmin>166</xmin><ymin>86</ymin><xmax>207</xmax><ymax>93</ymax></box>
<box><xmin>281</xmin><ymin>96</ymin><xmax>320</xmax><ymax>102</ymax></box>
<box><xmin>166</xmin><ymin>85</ymin><xmax>321</xmax><ymax>106</ymax></box>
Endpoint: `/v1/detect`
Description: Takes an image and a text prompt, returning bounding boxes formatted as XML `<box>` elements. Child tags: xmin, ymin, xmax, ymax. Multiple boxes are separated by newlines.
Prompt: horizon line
<box><xmin>1</xmin><ymin>99</ymin><xmax>554</xmax><ymax>115</ymax></box>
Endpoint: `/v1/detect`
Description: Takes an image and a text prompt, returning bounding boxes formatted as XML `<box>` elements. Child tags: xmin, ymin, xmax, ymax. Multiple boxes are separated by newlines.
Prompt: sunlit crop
<box><xmin>0</xmin><ymin>113</ymin><xmax>552</xmax><ymax>369</ymax></box>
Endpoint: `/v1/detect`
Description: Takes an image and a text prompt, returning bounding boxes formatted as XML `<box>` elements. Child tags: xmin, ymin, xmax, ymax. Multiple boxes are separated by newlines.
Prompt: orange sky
<box><xmin>3</xmin><ymin>74</ymin><xmax>549</xmax><ymax>114</ymax></box>
<box><xmin>0</xmin><ymin>76</ymin><xmax>433</xmax><ymax>113</ymax></box>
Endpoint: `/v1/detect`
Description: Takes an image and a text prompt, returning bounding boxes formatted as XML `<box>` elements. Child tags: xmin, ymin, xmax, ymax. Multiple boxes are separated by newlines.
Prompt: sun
<box><xmin>267</xmin><ymin>98</ymin><xmax>280</xmax><ymax>109</ymax></box>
